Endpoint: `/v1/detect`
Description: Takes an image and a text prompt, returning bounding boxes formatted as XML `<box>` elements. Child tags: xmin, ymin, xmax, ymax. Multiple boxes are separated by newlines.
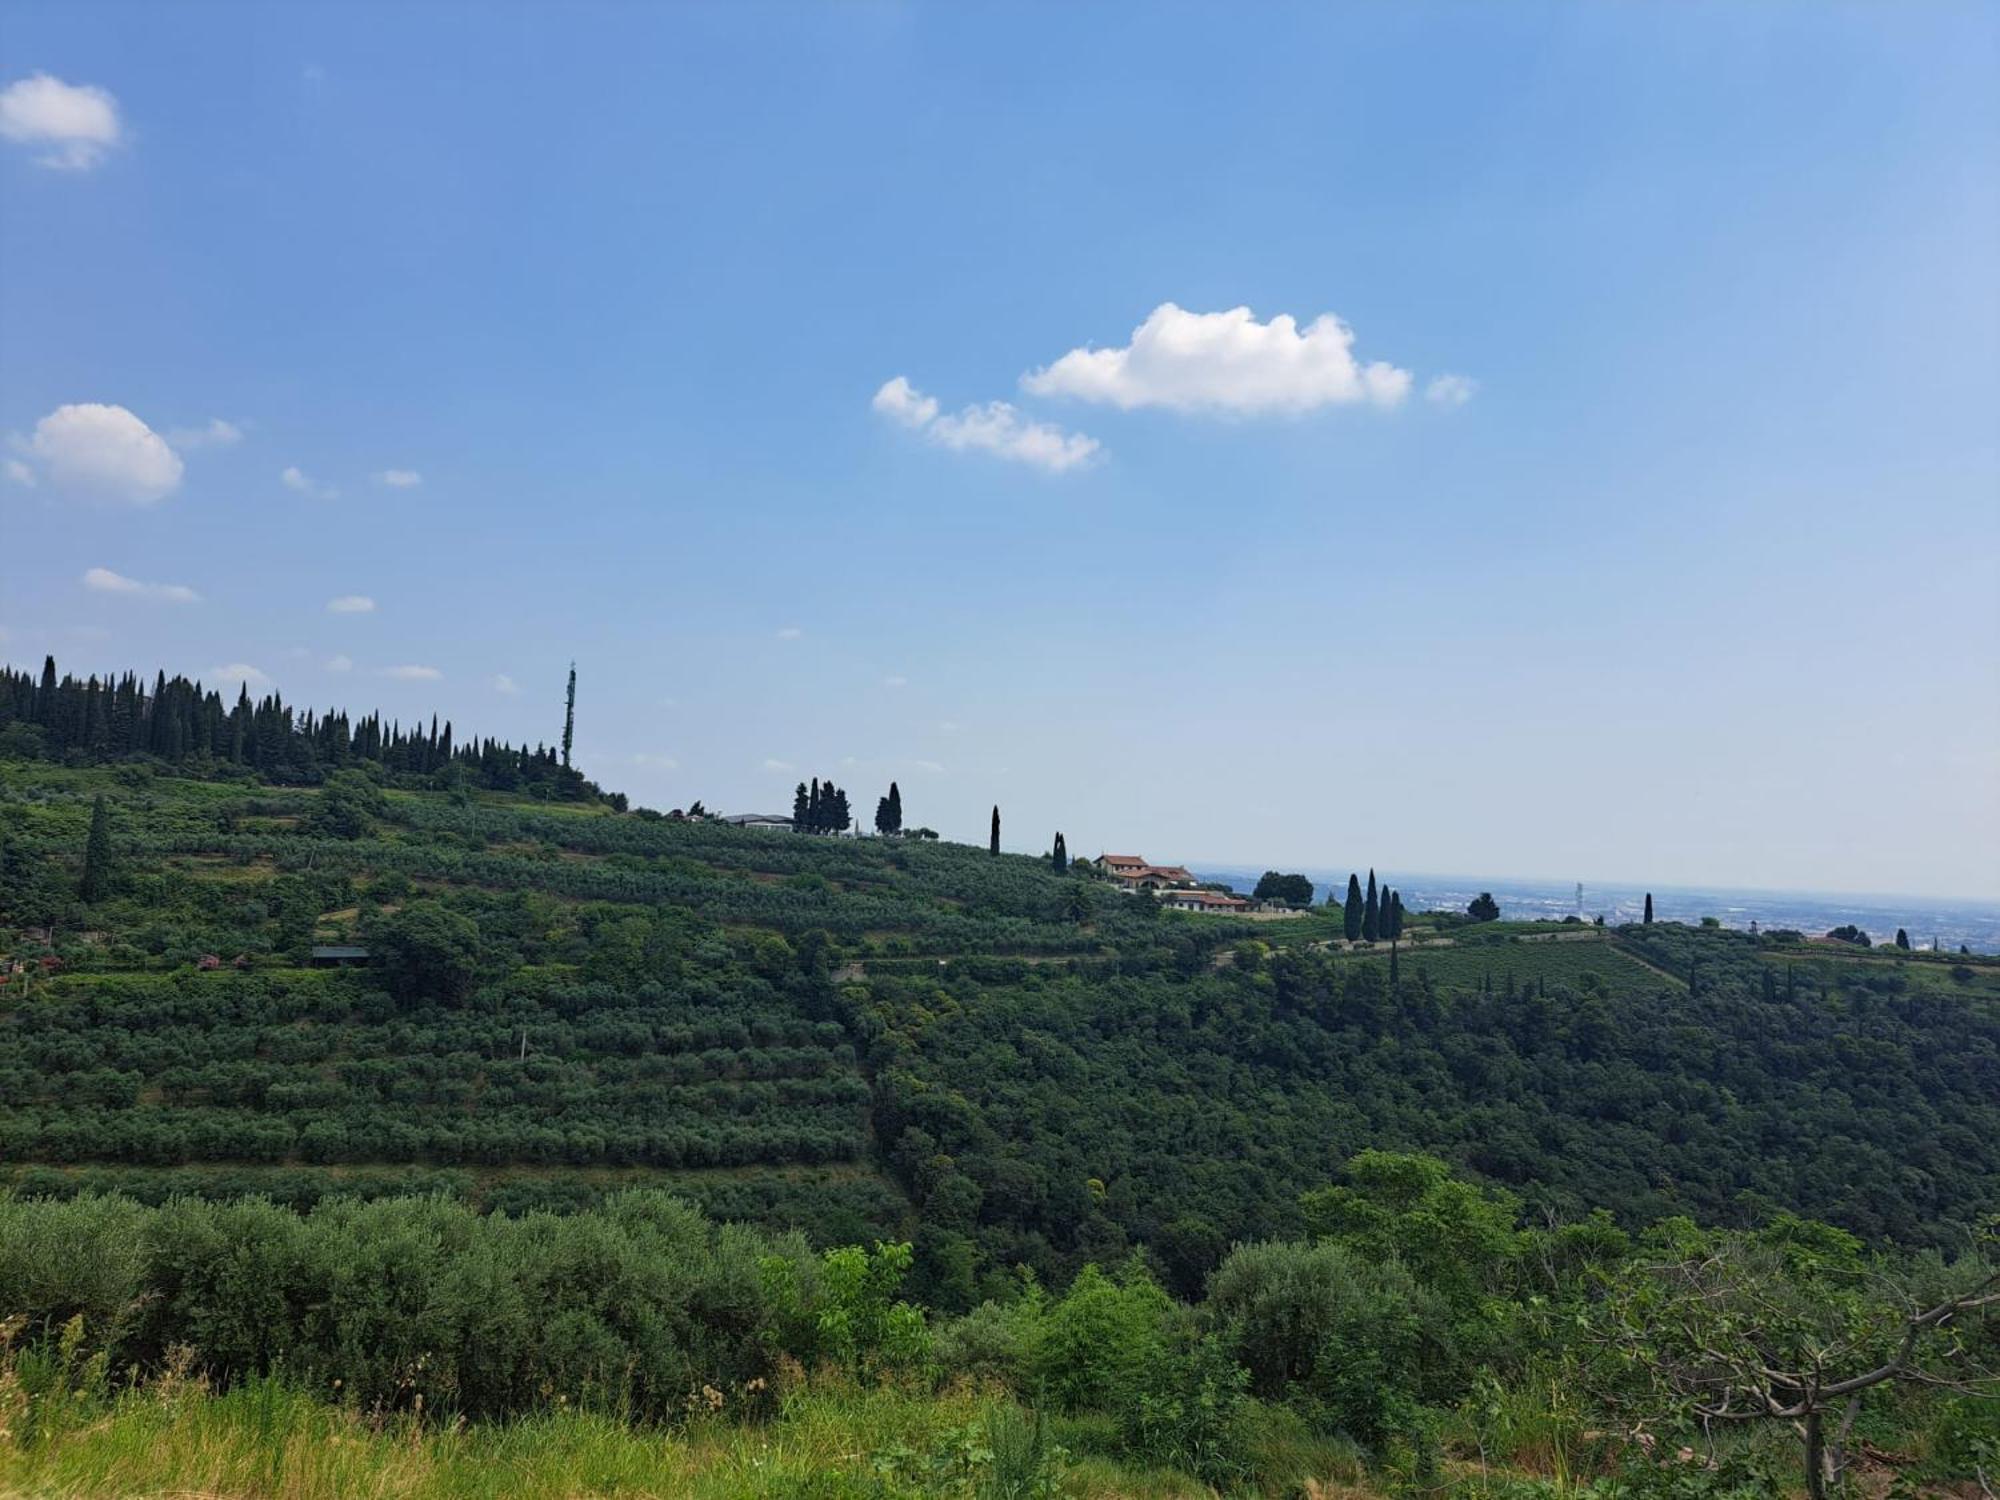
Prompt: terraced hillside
<box><xmin>3</xmin><ymin>748</ymin><xmax>1998</xmax><ymax>1311</ymax></box>
<box><xmin>0</xmin><ymin>758</ymin><xmax>1212</xmax><ymax>1243</ymax></box>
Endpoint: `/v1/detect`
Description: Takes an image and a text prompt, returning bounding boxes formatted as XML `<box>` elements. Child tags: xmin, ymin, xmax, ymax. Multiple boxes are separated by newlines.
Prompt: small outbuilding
<box><xmin>309</xmin><ymin>945</ymin><xmax>372</xmax><ymax>968</ymax></box>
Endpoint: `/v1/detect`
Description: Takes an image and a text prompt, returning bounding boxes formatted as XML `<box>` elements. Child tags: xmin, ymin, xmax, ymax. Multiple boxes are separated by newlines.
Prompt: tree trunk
<box><xmin>1803</xmin><ymin>1411</ymin><xmax>1827</xmax><ymax>1500</ymax></box>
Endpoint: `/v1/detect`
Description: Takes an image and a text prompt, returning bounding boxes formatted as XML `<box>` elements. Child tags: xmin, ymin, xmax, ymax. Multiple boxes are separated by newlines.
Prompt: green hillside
<box><xmin>4</xmin><ymin>667</ymin><xmax>2000</xmax><ymax>1496</ymax></box>
<box><xmin>5</xmin><ymin>744</ymin><xmax>1998</xmax><ymax>1309</ymax></box>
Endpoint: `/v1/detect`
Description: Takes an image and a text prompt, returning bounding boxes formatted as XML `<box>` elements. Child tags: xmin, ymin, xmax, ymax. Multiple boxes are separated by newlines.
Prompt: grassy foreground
<box><xmin>0</xmin><ymin>1371</ymin><xmax>1209</xmax><ymax>1500</ymax></box>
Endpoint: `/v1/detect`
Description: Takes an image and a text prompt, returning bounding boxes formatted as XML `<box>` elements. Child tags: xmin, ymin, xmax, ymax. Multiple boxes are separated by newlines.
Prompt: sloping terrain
<box><xmin>3</xmin><ymin>755</ymin><xmax>1997</xmax><ymax>1308</ymax></box>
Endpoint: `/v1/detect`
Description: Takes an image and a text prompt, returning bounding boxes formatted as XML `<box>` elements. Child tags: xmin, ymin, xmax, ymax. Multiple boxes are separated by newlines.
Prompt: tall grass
<box><xmin>0</xmin><ymin>1328</ymin><xmax>1105</xmax><ymax>1500</ymax></box>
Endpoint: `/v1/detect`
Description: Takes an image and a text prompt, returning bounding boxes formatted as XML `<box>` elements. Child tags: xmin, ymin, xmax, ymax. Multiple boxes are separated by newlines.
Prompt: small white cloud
<box><xmin>874</xmin><ymin>377</ymin><xmax>1099</xmax><ymax>473</ymax></box>
<box><xmin>1426</xmin><ymin>373</ymin><xmax>1477</xmax><ymax>407</ymax></box>
<box><xmin>938</xmin><ymin>720</ymin><xmax>961</xmax><ymax>735</ymax></box>
<box><xmin>82</xmin><ymin>566</ymin><xmax>199</xmax><ymax>604</ymax></box>
<box><xmin>325</xmin><ymin>594</ymin><xmax>375</xmax><ymax>614</ymax></box>
<box><xmin>492</xmin><ymin>673</ymin><xmax>520</xmax><ymax>695</ymax></box>
<box><xmin>775</xmin><ymin>626</ymin><xmax>803</xmax><ymax>640</ymax></box>
<box><xmin>325</xmin><ymin>654</ymin><xmax>353</xmax><ymax>673</ymax></box>
<box><xmin>210</xmin><ymin>663</ymin><xmax>270</xmax><ymax>687</ymax></box>
<box><xmin>383</xmin><ymin>664</ymin><xmax>442</xmax><ymax>681</ymax></box>
<box><xmin>914</xmin><ymin>759</ymin><xmax>946</xmax><ymax>774</ymax></box>
<box><xmin>883</xmin><ymin>675</ymin><xmax>908</xmax><ymax>689</ymax></box>
<box><xmin>166</xmin><ymin>418</ymin><xmax>244</xmax><ymax>450</ymax></box>
<box><xmin>761</xmin><ymin>757</ymin><xmax>795</xmax><ymax>772</ymax></box>
<box><xmin>1021</xmin><ymin>302</ymin><xmax>1412</xmax><ymax>415</ymax></box>
<box><xmin>24</xmin><ymin>404</ymin><xmax>182</xmax><ymax>503</ymax></box>
<box><xmin>0</xmin><ymin>73</ymin><xmax>122</xmax><ymax>171</ymax></box>
<box><xmin>374</xmin><ymin>469</ymin><xmax>422</xmax><ymax>488</ymax></box>
<box><xmin>4</xmin><ymin>458</ymin><xmax>33</xmax><ymax>488</ymax></box>
<box><xmin>280</xmin><ymin>465</ymin><xmax>337</xmax><ymax>499</ymax></box>
<box><xmin>630</xmin><ymin>752</ymin><xmax>680</xmax><ymax>769</ymax></box>
<box><xmin>871</xmin><ymin>376</ymin><xmax>939</xmax><ymax>429</ymax></box>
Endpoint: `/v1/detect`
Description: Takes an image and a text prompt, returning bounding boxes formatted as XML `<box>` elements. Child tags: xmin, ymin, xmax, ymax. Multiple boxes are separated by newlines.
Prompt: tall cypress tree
<box><xmin>561</xmin><ymin>663</ymin><xmax>577</xmax><ymax>769</ymax></box>
<box><xmin>79</xmin><ymin>793</ymin><xmax>112</xmax><ymax>902</ymax></box>
<box><xmin>1643</xmin><ymin>892</ymin><xmax>1654</xmax><ymax>925</ymax></box>
<box><xmin>874</xmin><ymin>781</ymin><xmax>904</xmax><ymax>836</ymax></box>
<box><xmin>1343</xmin><ymin>874</ymin><xmax>1363</xmax><ymax>942</ymax></box>
<box><xmin>36</xmin><ymin>656</ymin><xmax>57</xmax><ymax>726</ymax></box>
<box><xmin>793</xmin><ymin>782</ymin><xmax>810</xmax><ymax>831</ymax></box>
<box><xmin>1363</xmin><ymin>869</ymin><xmax>1380</xmax><ymax>943</ymax></box>
<box><xmin>1051</xmin><ymin>832</ymin><xmax>1067</xmax><ymax>873</ymax></box>
<box><xmin>990</xmin><ymin>806</ymin><xmax>1000</xmax><ymax>856</ymax></box>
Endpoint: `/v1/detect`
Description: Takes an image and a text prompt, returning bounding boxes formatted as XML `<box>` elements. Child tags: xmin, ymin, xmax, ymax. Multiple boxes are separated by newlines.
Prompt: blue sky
<box><xmin>4</xmin><ymin>2</ymin><xmax>1997</xmax><ymax>899</ymax></box>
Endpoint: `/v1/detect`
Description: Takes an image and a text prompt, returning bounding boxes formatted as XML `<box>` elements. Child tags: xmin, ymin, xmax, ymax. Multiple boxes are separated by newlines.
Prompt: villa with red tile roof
<box><xmin>1096</xmin><ymin>853</ymin><xmax>1197</xmax><ymax>890</ymax></box>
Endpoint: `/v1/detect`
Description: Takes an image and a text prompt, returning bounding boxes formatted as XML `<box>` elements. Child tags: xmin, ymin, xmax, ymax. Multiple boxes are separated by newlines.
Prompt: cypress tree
<box><xmin>1895</xmin><ymin>928</ymin><xmax>1911</xmax><ymax>951</ymax></box>
<box><xmin>79</xmin><ymin>793</ymin><xmax>112</xmax><ymax>902</ymax></box>
<box><xmin>888</xmin><ymin>781</ymin><xmax>902</xmax><ymax>834</ymax></box>
<box><xmin>990</xmin><ymin>806</ymin><xmax>1000</xmax><ymax>856</ymax></box>
<box><xmin>561</xmin><ymin>663</ymin><xmax>577</xmax><ymax>769</ymax></box>
<box><xmin>1363</xmin><ymin>870</ymin><xmax>1379</xmax><ymax>943</ymax></box>
<box><xmin>1390</xmin><ymin>891</ymin><xmax>1405</xmax><ymax>939</ymax></box>
<box><xmin>1343</xmin><ymin>874</ymin><xmax>1363</xmax><ymax>942</ymax></box>
<box><xmin>1052</xmin><ymin>832</ymin><xmax>1068</xmax><ymax>874</ymax></box>
<box><xmin>1643</xmin><ymin>892</ymin><xmax>1654</xmax><ymax>925</ymax></box>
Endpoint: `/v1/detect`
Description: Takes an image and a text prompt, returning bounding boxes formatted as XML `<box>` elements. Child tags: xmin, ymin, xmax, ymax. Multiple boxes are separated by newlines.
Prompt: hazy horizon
<box><xmin>6</xmin><ymin>4</ymin><xmax>1996</xmax><ymax>901</ymax></box>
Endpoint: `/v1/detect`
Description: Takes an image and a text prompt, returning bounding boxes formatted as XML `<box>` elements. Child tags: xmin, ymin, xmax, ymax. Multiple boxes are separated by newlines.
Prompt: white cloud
<box><xmin>874</xmin><ymin>377</ymin><xmax>1099</xmax><ymax>473</ymax></box>
<box><xmin>492</xmin><ymin>673</ymin><xmax>520</xmax><ymax>695</ymax></box>
<box><xmin>914</xmin><ymin>760</ymin><xmax>946</xmax><ymax>774</ymax></box>
<box><xmin>1426</xmin><ymin>373</ymin><xmax>1478</xmax><ymax>407</ymax></box>
<box><xmin>775</xmin><ymin>626</ymin><xmax>803</xmax><ymax>640</ymax></box>
<box><xmin>883</xmin><ymin>675</ymin><xmax>908</xmax><ymax>689</ymax></box>
<box><xmin>325</xmin><ymin>594</ymin><xmax>375</xmax><ymax>614</ymax></box>
<box><xmin>23</xmin><ymin>404</ymin><xmax>182</xmax><ymax>503</ymax></box>
<box><xmin>166</xmin><ymin>418</ymin><xmax>244</xmax><ymax>450</ymax></box>
<box><xmin>871</xmin><ymin>376</ymin><xmax>939</xmax><ymax>429</ymax></box>
<box><xmin>4</xmin><ymin>458</ymin><xmax>33</xmax><ymax>488</ymax></box>
<box><xmin>383</xmin><ymin>664</ymin><xmax>442</xmax><ymax>681</ymax></box>
<box><xmin>82</xmin><ymin>566</ymin><xmax>199</xmax><ymax>604</ymax></box>
<box><xmin>631</xmin><ymin>752</ymin><xmax>680</xmax><ymax>770</ymax></box>
<box><xmin>1021</xmin><ymin>302</ymin><xmax>1412</xmax><ymax>415</ymax></box>
<box><xmin>938</xmin><ymin>720</ymin><xmax>961</xmax><ymax>735</ymax></box>
<box><xmin>325</xmin><ymin>654</ymin><xmax>353</xmax><ymax>673</ymax></box>
<box><xmin>375</xmin><ymin>469</ymin><xmax>422</xmax><ymax>488</ymax></box>
<box><xmin>280</xmin><ymin>465</ymin><xmax>337</xmax><ymax>499</ymax></box>
<box><xmin>210</xmin><ymin>663</ymin><xmax>270</xmax><ymax>687</ymax></box>
<box><xmin>0</xmin><ymin>74</ymin><xmax>122</xmax><ymax>171</ymax></box>
<box><xmin>761</xmin><ymin>757</ymin><xmax>795</xmax><ymax>772</ymax></box>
